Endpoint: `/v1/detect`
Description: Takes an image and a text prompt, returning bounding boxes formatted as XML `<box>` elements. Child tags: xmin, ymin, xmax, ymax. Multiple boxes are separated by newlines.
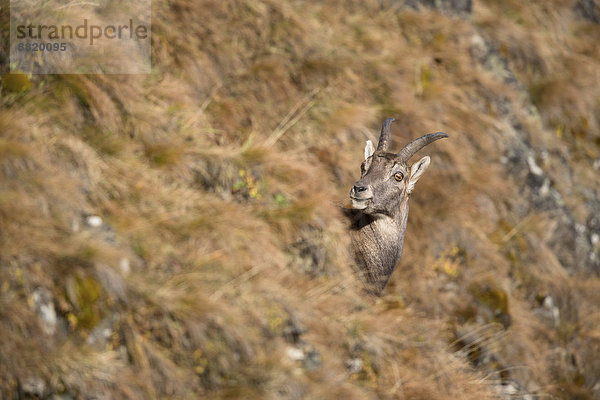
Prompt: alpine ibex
<box><xmin>346</xmin><ymin>118</ymin><xmax>448</xmax><ymax>294</ymax></box>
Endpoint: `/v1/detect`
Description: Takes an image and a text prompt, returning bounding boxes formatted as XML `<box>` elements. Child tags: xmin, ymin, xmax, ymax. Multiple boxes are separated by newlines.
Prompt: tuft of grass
<box><xmin>82</xmin><ymin>129</ymin><xmax>127</xmax><ymax>156</ymax></box>
<box><xmin>0</xmin><ymin>139</ymin><xmax>29</xmax><ymax>158</ymax></box>
<box><xmin>144</xmin><ymin>141</ymin><xmax>184</xmax><ymax>167</ymax></box>
<box><xmin>1</xmin><ymin>73</ymin><xmax>33</xmax><ymax>93</ymax></box>
<box><xmin>259</xmin><ymin>198</ymin><xmax>317</xmax><ymax>229</ymax></box>
<box><xmin>66</xmin><ymin>275</ymin><xmax>104</xmax><ymax>331</ymax></box>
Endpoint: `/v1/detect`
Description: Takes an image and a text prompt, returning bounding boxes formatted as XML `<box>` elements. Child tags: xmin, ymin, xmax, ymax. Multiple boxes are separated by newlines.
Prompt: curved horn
<box><xmin>376</xmin><ymin>118</ymin><xmax>395</xmax><ymax>152</ymax></box>
<box><xmin>397</xmin><ymin>132</ymin><xmax>448</xmax><ymax>161</ymax></box>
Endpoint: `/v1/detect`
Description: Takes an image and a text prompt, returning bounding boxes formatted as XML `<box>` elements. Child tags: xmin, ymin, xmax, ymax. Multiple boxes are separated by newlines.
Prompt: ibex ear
<box><xmin>407</xmin><ymin>156</ymin><xmax>431</xmax><ymax>194</ymax></box>
<box><xmin>364</xmin><ymin>140</ymin><xmax>374</xmax><ymax>160</ymax></box>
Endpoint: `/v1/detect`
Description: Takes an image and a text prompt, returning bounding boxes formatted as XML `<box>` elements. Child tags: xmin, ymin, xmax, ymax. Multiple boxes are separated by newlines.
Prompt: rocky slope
<box><xmin>1</xmin><ymin>0</ymin><xmax>599</xmax><ymax>399</ymax></box>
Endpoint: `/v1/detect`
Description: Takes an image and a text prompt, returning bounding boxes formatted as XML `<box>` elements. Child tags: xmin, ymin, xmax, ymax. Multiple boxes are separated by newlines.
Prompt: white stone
<box><xmin>539</xmin><ymin>178</ymin><xmax>550</xmax><ymax>196</ymax></box>
<box><xmin>501</xmin><ymin>383</ymin><xmax>518</xmax><ymax>395</ymax></box>
<box><xmin>542</xmin><ymin>296</ymin><xmax>554</xmax><ymax>310</ymax></box>
<box><xmin>85</xmin><ymin>215</ymin><xmax>103</xmax><ymax>227</ymax></box>
<box><xmin>470</xmin><ymin>33</ymin><xmax>487</xmax><ymax>55</ymax></box>
<box><xmin>119</xmin><ymin>257</ymin><xmax>131</xmax><ymax>276</ymax></box>
<box><xmin>285</xmin><ymin>346</ymin><xmax>305</xmax><ymax>361</ymax></box>
<box><xmin>527</xmin><ymin>155</ymin><xmax>544</xmax><ymax>176</ymax></box>
<box><xmin>543</xmin><ymin>296</ymin><xmax>560</xmax><ymax>327</ymax></box>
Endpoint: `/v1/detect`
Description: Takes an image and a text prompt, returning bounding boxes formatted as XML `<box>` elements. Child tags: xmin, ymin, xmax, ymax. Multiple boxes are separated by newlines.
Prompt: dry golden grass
<box><xmin>1</xmin><ymin>0</ymin><xmax>599</xmax><ymax>398</ymax></box>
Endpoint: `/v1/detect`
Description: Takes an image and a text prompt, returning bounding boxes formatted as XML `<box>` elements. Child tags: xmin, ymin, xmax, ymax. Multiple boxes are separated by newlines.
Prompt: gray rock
<box><xmin>302</xmin><ymin>347</ymin><xmax>322</xmax><ymax>371</ymax></box>
<box><xmin>86</xmin><ymin>314</ymin><xmax>117</xmax><ymax>349</ymax></box>
<box><xmin>288</xmin><ymin>236</ymin><xmax>327</xmax><ymax>278</ymax></box>
<box><xmin>404</xmin><ymin>0</ymin><xmax>472</xmax><ymax>15</ymax></box>
<box><xmin>21</xmin><ymin>376</ymin><xmax>46</xmax><ymax>397</ymax></box>
<box><xmin>575</xmin><ymin>0</ymin><xmax>600</xmax><ymax>23</ymax></box>
<box><xmin>31</xmin><ymin>287</ymin><xmax>57</xmax><ymax>335</ymax></box>
<box><xmin>346</xmin><ymin>358</ymin><xmax>363</xmax><ymax>374</ymax></box>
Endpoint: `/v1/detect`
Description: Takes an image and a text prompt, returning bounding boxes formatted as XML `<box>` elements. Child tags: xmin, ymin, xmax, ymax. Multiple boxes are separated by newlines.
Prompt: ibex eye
<box><xmin>394</xmin><ymin>172</ymin><xmax>404</xmax><ymax>182</ymax></box>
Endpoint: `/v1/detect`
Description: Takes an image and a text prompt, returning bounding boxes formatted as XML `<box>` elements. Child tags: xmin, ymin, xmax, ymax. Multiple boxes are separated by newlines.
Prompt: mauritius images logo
<box><xmin>10</xmin><ymin>0</ymin><xmax>151</xmax><ymax>74</ymax></box>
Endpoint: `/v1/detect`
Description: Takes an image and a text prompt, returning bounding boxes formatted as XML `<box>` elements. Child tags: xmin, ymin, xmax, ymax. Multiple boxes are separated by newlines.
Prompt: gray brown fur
<box><xmin>346</xmin><ymin>118</ymin><xmax>448</xmax><ymax>295</ymax></box>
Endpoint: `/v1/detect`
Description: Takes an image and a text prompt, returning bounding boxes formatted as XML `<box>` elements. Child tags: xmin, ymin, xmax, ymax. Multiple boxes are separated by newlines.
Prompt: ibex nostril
<box><xmin>354</xmin><ymin>185</ymin><xmax>367</xmax><ymax>193</ymax></box>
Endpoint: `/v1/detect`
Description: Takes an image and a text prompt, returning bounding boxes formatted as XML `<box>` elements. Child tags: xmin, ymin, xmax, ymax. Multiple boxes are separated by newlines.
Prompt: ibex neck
<box><xmin>349</xmin><ymin>199</ymin><xmax>410</xmax><ymax>294</ymax></box>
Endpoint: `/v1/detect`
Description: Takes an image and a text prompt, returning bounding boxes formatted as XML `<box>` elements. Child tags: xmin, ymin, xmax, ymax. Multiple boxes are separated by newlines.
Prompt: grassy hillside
<box><xmin>1</xmin><ymin>0</ymin><xmax>599</xmax><ymax>398</ymax></box>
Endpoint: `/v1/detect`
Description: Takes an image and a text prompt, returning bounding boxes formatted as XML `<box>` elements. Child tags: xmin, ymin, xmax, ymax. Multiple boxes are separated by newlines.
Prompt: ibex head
<box><xmin>350</xmin><ymin>118</ymin><xmax>448</xmax><ymax>215</ymax></box>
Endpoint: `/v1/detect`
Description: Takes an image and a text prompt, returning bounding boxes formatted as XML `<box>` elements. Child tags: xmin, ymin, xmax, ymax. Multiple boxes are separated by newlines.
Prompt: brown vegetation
<box><xmin>1</xmin><ymin>0</ymin><xmax>599</xmax><ymax>399</ymax></box>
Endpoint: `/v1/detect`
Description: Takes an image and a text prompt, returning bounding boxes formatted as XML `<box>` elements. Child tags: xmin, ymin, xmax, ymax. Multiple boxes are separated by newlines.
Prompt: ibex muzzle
<box><xmin>347</xmin><ymin>118</ymin><xmax>448</xmax><ymax>294</ymax></box>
